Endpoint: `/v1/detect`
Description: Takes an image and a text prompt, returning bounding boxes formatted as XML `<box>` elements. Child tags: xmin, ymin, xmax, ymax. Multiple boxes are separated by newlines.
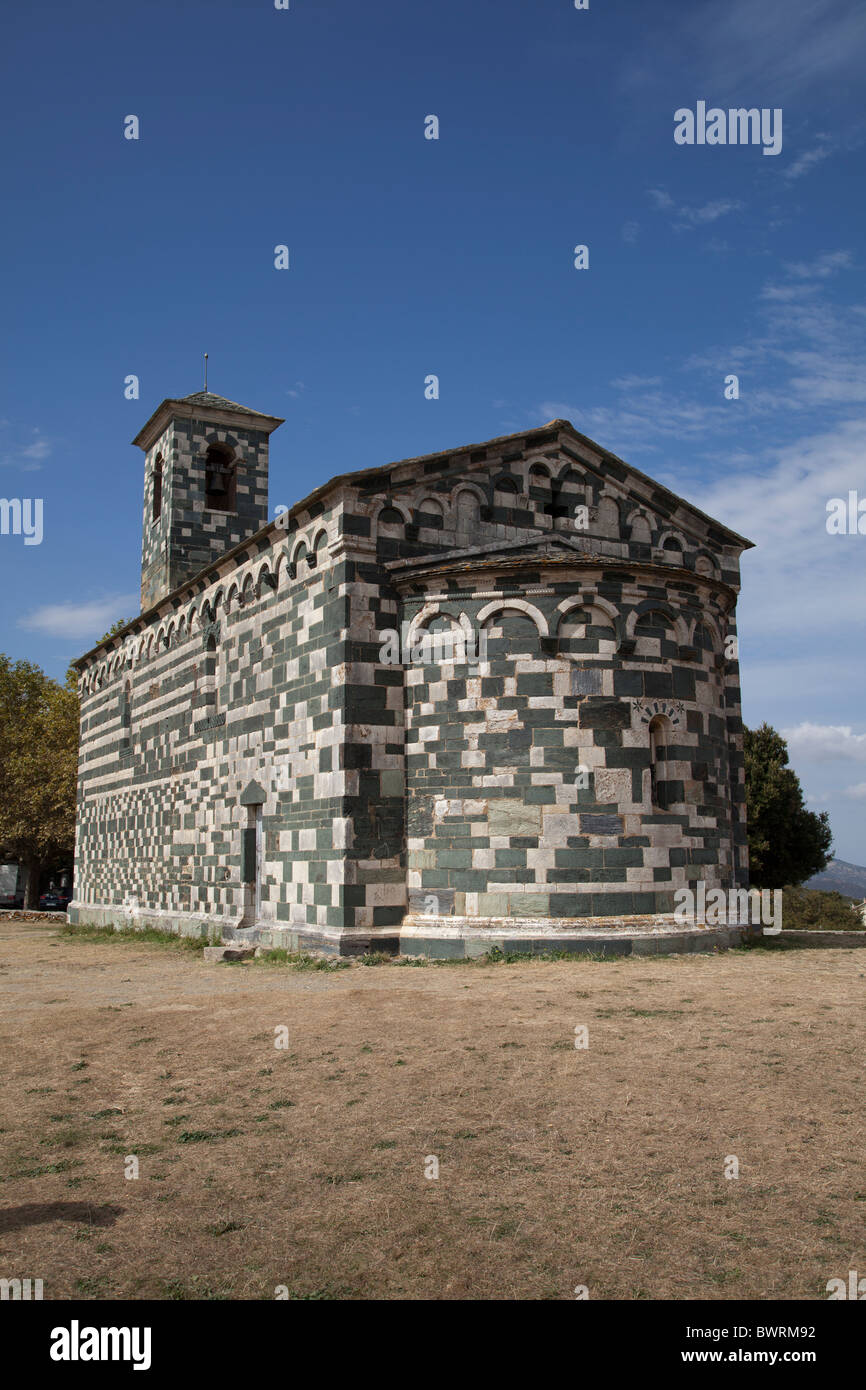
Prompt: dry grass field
<box><xmin>0</xmin><ymin>918</ymin><xmax>863</xmax><ymax>1301</ymax></box>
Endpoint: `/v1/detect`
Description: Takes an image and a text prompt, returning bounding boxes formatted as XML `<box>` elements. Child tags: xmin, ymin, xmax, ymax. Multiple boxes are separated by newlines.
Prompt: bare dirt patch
<box><xmin>0</xmin><ymin>921</ymin><xmax>863</xmax><ymax>1300</ymax></box>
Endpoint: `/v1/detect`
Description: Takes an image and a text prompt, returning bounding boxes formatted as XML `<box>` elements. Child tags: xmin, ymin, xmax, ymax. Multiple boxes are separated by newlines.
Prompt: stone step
<box><xmin>203</xmin><ymin>945</ymin><xmax>257</xmax><ymax>963</ymax></box>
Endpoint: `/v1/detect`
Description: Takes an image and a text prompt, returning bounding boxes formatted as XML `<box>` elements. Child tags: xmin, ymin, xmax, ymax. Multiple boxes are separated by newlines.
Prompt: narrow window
<box><xmin>649</xmin><ymin>714</ymin><xmax>671</xmax><ymax>809</ymax></box>
<box><xmin>152</xmin><ymin>454</ymin><xmax>163</xmax><ymax>523</ymax></box>
<box><xmin>120</xmin><ymin>681</ymin><xmax>132</xmax><ymax>749</ymax></box>
<box><xmin>242</xmin><ymin>804</ymin><xmax>263</xmax><ymax>922</ymax></box>
<box><xmin>205</xmin><ymin>444</ymin><xmax>237</xmax><ymax>512</ymax></box>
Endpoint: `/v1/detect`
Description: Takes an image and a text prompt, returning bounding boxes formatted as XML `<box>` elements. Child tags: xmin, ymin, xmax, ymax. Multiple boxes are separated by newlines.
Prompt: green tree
<box><xmin>744</xmin><ymin>722</ymin><xmax>832</xmax><ymax>888</ymax></box>
<box><xmin>65</xmin><ymin>618</ymin><xmax>131</xmax><ymax>691</ymax></box>
<box><xmin>0</xmin><ymin>656</ymin><xmax>79</xmax><ymax>907</ymax></box>
<box><xmin>97</xmin><ymin>618</ymin><xmax>132</xmax><ymax>643</ymax></box>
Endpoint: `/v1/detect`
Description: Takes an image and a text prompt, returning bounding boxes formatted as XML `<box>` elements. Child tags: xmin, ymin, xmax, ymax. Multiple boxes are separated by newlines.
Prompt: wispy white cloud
<box><xmin>0</xmin><ymin>427</ymin><xmax>52</xmax><ymax>472</ymax></box>
<box><xmin>539</xmin><ymin>391</ymin><xmax>728</xmax><ymax>457</ymax></box>
<box><xmin>781</xmin><ymin>722</ymin><xmax>866</xmax><ymax>763</ymax></box>
<box><xmin>609</xmin><ymin>374</ymin><xmax>662</xmax><ymax>391</ymax></box>
<box><xmin>676</xmin><ymin>0</ymin><xmax>866</xmax><ymax>98</ymax></box>
<box><xmin>536</xmin><ymin>247</ymin><xmax>866</xmax><ymax>745</ymax></box>
<box><xmin>678</xmin><ymin>199</ymin><xmax>743</xmax><ymax>228</ymax></box>
<box><xmin>689</xmin><ymin>416</ymin><xmax>866</xmax><ymax>642</ymax></box>
<box><xmin>647</xmin><ymin>188</ymin><xmax>743</xmax><ymax>232</ymax></box>
<box><xmin>784</xmin><ymin>140</ymin><xmax>833</xmax><ymax>181</ymax></box>
<box><xmin>20</xmin><ymin>439</ymin><xmax>51</xmax><ymax>460</ymax></box>
<box><xmin>784</xmin><ymin>250</ymin><xmax>854</xmax><ymax>279</ymax></box>
<box><xmin>19</xmin><ymin>595</ymin><xmax>139</xmax><ymax>642</ymax></box>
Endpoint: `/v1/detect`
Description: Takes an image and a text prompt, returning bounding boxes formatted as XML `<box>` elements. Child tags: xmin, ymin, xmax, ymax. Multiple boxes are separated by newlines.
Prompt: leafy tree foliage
<box><xmin>781</xmin><ymin>886</ymin><xmax>863</xmax><ymax>930</ymax></box>
<box><xmin>0</xmin><ymin>656</ymin><xmax>78</xmax><ymax>906</ymax></box>
<box><xmin>744</xmin><ymin>722</ymin><xmax>832</xmax><ymax>888</ymax></box>
<box><xmin>98</xmin><ymin>618</ymin><xmax>132</xmax><ymax>643</ymax></box>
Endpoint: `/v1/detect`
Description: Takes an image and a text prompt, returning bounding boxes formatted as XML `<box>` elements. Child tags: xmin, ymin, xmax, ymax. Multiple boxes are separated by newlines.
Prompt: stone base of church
<box><xmin>68</xmin><ymin>902</ymin><xmax>226</xmax><ymax>942</ymax></box>
<box><xmin>69</xmin><ymin>903</ymin><xmax>756</xmax><ymax>959</ymax></box>
<box><xmin>396</xmin><ymin>914</ymin><xmax>754</xmax><ymax>958</ymax></box>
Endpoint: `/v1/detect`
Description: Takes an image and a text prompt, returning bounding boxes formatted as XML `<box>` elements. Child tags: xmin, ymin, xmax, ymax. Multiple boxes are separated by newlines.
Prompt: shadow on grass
<box><xmin>0</xmin><ymin>1202</ymin><xmax>124</xmax><ymax>1235</ymax></box>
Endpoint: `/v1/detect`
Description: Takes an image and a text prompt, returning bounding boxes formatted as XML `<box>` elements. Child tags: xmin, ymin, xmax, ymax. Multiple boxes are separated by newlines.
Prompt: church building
<box><xmin>70</xmin><ymin>391</ymin><xmax>752</xmax><ymax>956</ymax></box>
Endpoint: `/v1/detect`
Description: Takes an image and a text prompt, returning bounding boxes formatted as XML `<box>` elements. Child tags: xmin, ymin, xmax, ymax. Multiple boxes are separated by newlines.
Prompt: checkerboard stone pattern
<box><xmin>71</xmin><ymin>404</ymin><xmax>751</xmax><ymax>956</ymax></box>
<box><xmin>139</xmin><ymin>394</ymin><xmax>278</xmax><ymax>611</ymax></box>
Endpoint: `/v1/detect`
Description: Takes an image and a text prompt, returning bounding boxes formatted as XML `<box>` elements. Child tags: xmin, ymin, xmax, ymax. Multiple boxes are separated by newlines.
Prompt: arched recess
<box><xmin>273</xmin><ymin>547</ymin><xmax>292</xmax><ymax>587</ymax></box>
<box><xmin>407</xmin><ymin>607</ymin><xmax>471</xmax><ymax>666</ymax></box>
<box><xmin>626</xmin><ymin>601</ymin><xmax>689</xmax><ymax>648</ymax></box>
<box><xmin>555</xmin><ymin>593</ymin><xmax>619</xmax><ymax>627</ymax></box>
<box><xmin>627</xmin><ymin>510</ymin><xmax>653</xmax><ymax>544</ymax></box>
<box><xmin>659</xmin><ymin>530</ymin><xmax>687</xmax><ymax>558</ymax></box>
<box><xmin>413</xmin><ymin>496</ymin><xmax>445</xmax><ymax>529</ymax></box>
<box><xmin>550</xmin><ymin>466</ymin><xmax>587</xmax><ymax>527</ymax></box>
<box><xmin>255</xmin><ymin>561</ymin><xmax>277</xmax><ymax>596</ymax></box>
<box><xmin>493</xmin><ymin>474</ymin><xmax>521</xmax><ymax>496</ymax></box>
<box><xmin>692</xmin><ymin>614</ymin><xmax>722</xmax><ymax>656</ymax></box>
<box><xmin>407</xmin><ymin>601</ymin><xmax>473</xmax><ymax>643</ymax></box>
<box><xmin>598</xmin><ymin>495</ymin><xmax>621</xmax><ymax>533</ymax></box>
<box><xmin>694</xmin><ymin>552</ymin><xmax>717</xmax><ymax>579</ymax></box>
<box><xmin>204</xmin><ymin>440</ymin><xmax>237</xmax><ymax>512</ymax></box>
<box><xmin>476</xmin><ymin>598</ymin><xmax>549</xmax><ymax>638</ymax></box>
<box><xmin>290</xmin><ymin>539</ymin><xmax>310</xmax><ymax>577</ymax></box>
<box><xmin>556</xmin><ymin>597</ymin><xmax>618</xmax><ymax>659</ymax></box>
<box><xmin>553</xmin><ymin>462</ymin><xmax>587</xmax><ymax>488</ymax></box>
<box><xmin>453</xmin><ymin>486</ymin><xmax>485</xmax><ymax>536</ymax></box>
<box><xmin>374</xmin><ymin>503</ymin><xmax>408</xmax><ymax>541</ymax></box>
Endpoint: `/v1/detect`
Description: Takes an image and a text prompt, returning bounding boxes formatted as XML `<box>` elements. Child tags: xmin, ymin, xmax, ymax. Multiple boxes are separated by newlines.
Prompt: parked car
<box><xmin>0</xmin><ymin>890</ymin><xmax>25</xmax><ymax>909</ymax></box>
<box><xmin>38</xmin><ymin>891</ymin><xmax>71</xmax><ymax>911</ymax></box>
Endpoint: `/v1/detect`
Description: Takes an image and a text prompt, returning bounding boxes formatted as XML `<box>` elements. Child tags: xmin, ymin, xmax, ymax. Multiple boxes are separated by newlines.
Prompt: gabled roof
<box><xmin>178</xmin><ymin>391</ymin><xmax>277</xmax><ymax>416</ymax></box>
<box><xmin>75</xmin><ymin>414</ymin><xmax>752</xmax><ymax>669</ymax></box>
<box><xmin>284</xmin><ymin>417</ymin><xmax>754</xmax><ymax>551</ymax></box>
<box><xmin>132</xmin><ymin>391</ymin><xmax>284</xmax><ymax>450</ymax></box>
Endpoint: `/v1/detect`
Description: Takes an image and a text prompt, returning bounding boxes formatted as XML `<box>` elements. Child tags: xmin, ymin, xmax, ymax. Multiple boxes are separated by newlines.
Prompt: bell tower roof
<box><xmin>132</xmin><ymin>391</ymin><xmax>284</xmax><ymax>452</ymax></box>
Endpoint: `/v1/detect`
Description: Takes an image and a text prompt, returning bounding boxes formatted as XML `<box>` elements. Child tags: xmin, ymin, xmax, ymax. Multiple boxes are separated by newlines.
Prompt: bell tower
<box><xmin>133</xmin><ymin>391</ymin><xmax>284</xmax><ymax>611</ymax></box>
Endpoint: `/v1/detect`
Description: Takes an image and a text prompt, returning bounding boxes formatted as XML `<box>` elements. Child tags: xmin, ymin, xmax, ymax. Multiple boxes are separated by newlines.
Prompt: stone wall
<box><xmin>72</xmin><ymin>418</ymin><xmax>749</xmax><ymax>954</ymax></box>
<box><xmin>140</xmin><ymin>407</ymin><xmax>273</xmax><ymax>610</ymax></box>
<box><xmin>396</xmin><ymin>562</ymin><xmax>745</xmax><ymax>939</ymax></box>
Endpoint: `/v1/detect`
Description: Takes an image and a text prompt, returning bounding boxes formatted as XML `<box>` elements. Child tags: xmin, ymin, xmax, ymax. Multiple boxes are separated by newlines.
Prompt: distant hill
<box><xmin>805</xmin><ymin>858</ymin><xmax>866</xmax><ymax>899</ymax></box>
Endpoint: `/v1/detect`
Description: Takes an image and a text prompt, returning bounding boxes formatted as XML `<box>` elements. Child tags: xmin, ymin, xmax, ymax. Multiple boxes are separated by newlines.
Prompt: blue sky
<box><xmin>1</xmin><ymin>0</ymin><xmax>864</xmax><ymax>858</ymax></box>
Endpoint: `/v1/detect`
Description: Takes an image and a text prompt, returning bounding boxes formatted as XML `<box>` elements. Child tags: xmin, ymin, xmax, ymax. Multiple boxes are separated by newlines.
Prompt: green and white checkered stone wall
<box><xmin>140</xmin><ymin>411</ymin><xmax>271</xmax><ymax>611</ymax></box>
<box><xmin>71</xmin><ymin>408</ymin><xmax>749</xmax><ymax>954</ymax></box>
